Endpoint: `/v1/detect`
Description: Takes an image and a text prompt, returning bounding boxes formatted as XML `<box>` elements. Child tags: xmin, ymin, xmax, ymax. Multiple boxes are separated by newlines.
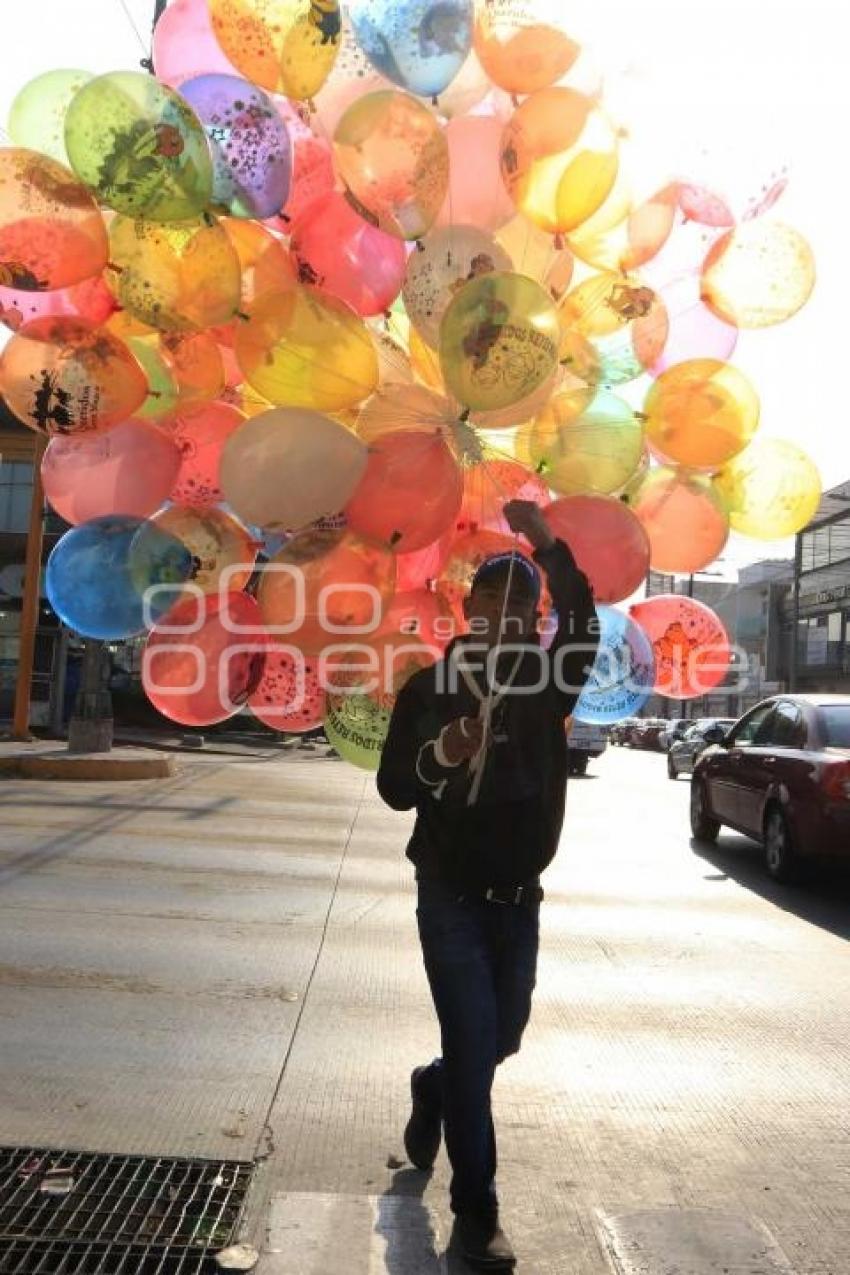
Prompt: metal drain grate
<box><xmin>0</xmin><ymin>1148</ymin><xmax>255</xmax><ymax>1275</ymax></box>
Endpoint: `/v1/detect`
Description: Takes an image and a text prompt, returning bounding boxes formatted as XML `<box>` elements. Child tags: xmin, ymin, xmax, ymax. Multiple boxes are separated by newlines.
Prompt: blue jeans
<box><xmin>415</xmin><ymin>878</ymin><xmax>540</xmax><ymax>1217</ymax></box>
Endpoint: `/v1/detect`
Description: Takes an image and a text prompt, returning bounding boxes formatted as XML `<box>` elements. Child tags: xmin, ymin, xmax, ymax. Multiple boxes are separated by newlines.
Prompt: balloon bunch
<box><xmin>0</xmin><ymin>0</ymin><xmax>821</xmax><ymax>763</ymax></box>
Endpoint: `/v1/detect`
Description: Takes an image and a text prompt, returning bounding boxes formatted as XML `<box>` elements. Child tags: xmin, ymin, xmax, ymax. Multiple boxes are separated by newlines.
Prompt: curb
<box><xmin>0</xmin><ymin>751</ymin><xmax>176</xmax><ymax>781</ymax></box>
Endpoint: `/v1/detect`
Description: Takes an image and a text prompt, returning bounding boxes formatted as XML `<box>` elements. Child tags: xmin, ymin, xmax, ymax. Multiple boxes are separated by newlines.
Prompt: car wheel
<box><xmin>667</xmin><ymin>755</ymin><xmax>677</xmax><ymax>780</ymax></box>
<box><xmin>690</xmin><ymin>780</ymin><xmax>720</xmax><ymax>843</ymax></box>
<box><xmin>763</xmin><ymin>806</ymin><xmax>803</xmax><ymax>885</ymax></box>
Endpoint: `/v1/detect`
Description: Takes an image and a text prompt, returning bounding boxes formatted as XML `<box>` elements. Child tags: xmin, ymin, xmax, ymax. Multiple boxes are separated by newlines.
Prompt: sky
<box><xmin>1</xmin><ymin>0</ymin><xmax>848</xmax><ymax>575</ymax></box>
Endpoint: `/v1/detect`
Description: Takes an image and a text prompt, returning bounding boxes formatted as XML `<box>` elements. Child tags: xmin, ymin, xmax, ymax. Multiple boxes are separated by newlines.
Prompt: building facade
<box><xmin>781</xmin><ymin>480</ymin><xmax>850</xmax><ymax>694</ymax></box>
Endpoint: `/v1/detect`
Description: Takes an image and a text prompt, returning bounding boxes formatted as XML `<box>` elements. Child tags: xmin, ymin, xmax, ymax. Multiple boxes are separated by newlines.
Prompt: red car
<box><xmin>690</xmin><ymin>694</ymin><xmax>850</xmax><ymax>883</ymax></box>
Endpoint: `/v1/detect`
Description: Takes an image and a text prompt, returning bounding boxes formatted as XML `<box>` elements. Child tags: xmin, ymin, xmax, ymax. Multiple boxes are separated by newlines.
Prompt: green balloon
<box><xmin>64</xmin><ymin>71</ymin><xmax>213</xmax><ymax>222</ymax></box>
<box><xmin>324</xmin><ymin>694</ymin><xmax>392</xmax><ymax>772</ymax></box>
<box><xmin>8</xmin><ymin>69</ymin><xmax>93</xmax><ymax>166</ymax></box>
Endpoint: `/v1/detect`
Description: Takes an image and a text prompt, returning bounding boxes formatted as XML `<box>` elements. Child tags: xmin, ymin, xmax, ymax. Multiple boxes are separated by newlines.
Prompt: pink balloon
<box><xmin>290</xmin><ymin>192</ymin><xmax>407</xmax><ymax>317</ymax></box>
<box><xmin>1</xmin><ymin>275</ymin><xmax>117</xmax><ymax>333</ymax></box>
<box><xmin>41</xmin><ymin>419</ymin><xmax>181</xmax><ymax>525</ymax></box>
<box><xmin>345</xmin><ymin>430</ymin><xmax>463</xmax><ymax>554</ymax></box>
<box><xmin>249</xmin><ymin>649</ymin><xmax>325</xmax><ymax>732</ymax></box>
<box><xmin>629</xmin><ymin>593</ymin><xmax>731</xmax><ymax>701</ymax></box>
<box><xmin>543</xmin><ymin>494</ymin><xmax>650</xmax><ymax>604</ymax></box>
<box><xmin>144</xmin><ymin>591</ymin><xmax>268</xmax><ymax>727</ymax></box>
<box><xmin>396</xmin><ymin>533</ymin><xmax>452</xmax><ymax>591</ymax></box>
<box><xmin>435</xmin><ymin>114</ymin><xmax>515</xmax><ymax>232</ymax></box>
<box><xmin>152</xmin><ymin>0</ymin><xmax>240</xmax><ymax>87</ymax></box>
<box><xmin>169</xmin><ymin>401</ymin><xmax>246</xmax><ymax>508</ymax></box>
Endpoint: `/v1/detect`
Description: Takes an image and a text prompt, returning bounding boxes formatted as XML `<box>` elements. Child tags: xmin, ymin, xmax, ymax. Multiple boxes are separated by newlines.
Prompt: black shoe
<box><xmin>452</xmin><ymin>1213</ymin><xmax>516</xmax><ymax>1270</ymax></box>
<box><xmin>403</xmin><ymin>1065</ymin><xmax>442</xmax><ymax>1171</ymax></box>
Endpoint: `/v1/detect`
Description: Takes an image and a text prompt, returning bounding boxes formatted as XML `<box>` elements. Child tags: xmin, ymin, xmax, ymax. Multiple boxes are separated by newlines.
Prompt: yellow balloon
<box><xmin>643</xmin><ymin>359</ymin><xmax>760</xmax><ymax>471</ymax></box>
<box><xmin>523</xmin><ymin>386</ymin><xmax>644</xmax><ymax>496</ymax></box>
<box><xmin>107</xmin><ymin>214</ymin><xmax>241</xmax><ymax>332</ymax></box>
<box><xmin>235</xmin><ymin>287</ymin><xmax>378</xmax><ymax>410</ymax></box>
<box><xmin>501</xmin><ymin>89</ymin><xmax>619</xmax><ymax>236</ymax></box>
<box><xmin>712</xmin><ymin>439</ymin><xmax>822</xmax><ymax>540</ymax></box>
<box><xmin>439</xmin><ymin>271</ymin><xmax>560</xmax><ymax>412</ymax></box>
<box><xmin>209</xmin><ymin>0</ymin><xmax>342</xmax><ymax>99</ymax></box>
<box><xmin>701</xmin><ymin>220</ymin><xmax>816</xmax><ymax>329</ymax></box>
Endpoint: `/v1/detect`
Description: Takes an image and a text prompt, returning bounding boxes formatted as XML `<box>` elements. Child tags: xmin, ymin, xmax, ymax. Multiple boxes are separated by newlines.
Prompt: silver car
<box><xmin>668</xmin><ymin>719</ymin><xmax>737</xmax><ymax>779</ymax></box>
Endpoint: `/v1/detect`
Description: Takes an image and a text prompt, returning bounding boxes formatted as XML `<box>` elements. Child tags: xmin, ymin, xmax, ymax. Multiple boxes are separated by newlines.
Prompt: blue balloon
<box><xmin>349</xmin><ymin>0</ymin><xmax>473</xmax><ymax>98</ymax></box>
<box><xmin>179</xmin><ymin>74</ymin><xmax>291</xmax><ymax>219</ymax></box>
<box><xmin>46</xmin><ymin>516</ymin><xmax>193</xmax><ymax>640</ymax></box>
<box><xmin>575</xmin><ymin>605</ymin><xmax>656</xmax><ymax>724</ymax></box>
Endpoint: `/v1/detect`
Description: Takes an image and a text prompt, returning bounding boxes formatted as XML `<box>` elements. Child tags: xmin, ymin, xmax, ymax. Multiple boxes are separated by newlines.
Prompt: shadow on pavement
<box><xmin>691</xmin><ymin>834</ymin><xmax>850</xmax><ymax>942</ymax></box>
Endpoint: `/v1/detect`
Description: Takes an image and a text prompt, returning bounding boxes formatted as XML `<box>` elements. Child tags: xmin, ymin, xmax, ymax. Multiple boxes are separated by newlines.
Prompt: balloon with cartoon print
<box><xmin>348</xmin><ymin>0</ymin><xmax>473</xmax><ymax>98</ymax></box>
<box><xmin>573</xmin><ymin>606</ymin><xmax>656</xmax><ymax>725</ymax></box>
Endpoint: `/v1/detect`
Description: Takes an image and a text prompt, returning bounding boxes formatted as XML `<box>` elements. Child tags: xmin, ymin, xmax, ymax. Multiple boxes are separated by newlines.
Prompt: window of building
<box><xmin>0</xmin><ymin>461</ymin><xmax>33</xmax><ymax>533</ymax></box>
<box><xmin>800</xmin><ymin>519</ymin><xmax>850</xmax><ymax>575</ymax></box>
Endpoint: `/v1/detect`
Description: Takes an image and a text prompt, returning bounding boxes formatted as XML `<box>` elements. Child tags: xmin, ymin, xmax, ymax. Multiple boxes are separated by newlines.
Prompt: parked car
<box><xmin>566</xmin><ymin>718</ymin><xmax>608</xmax><ymax>775</ymax></box>
<box><xmin>658</xmin><ymin>718</ymin><xmax>692</xmax><ymax>751</ymax></box>
<box><xmin>631</xmin><ymin>718</ymin><xmax>669</xmax><ymax>750</ymax></box>
<box><xmin>668</xmin><ymin>719</ymin><xmax>737</xmax><ymax>778</ymax></box>
<box><xmin>690</xmin><ymin>695</ymin><xmax>850</xmax><ymax>882</ymax></box>
<box><xmin>610</xmin><ymin>718</ymin><xmax>638</xmax><ymax>746</ymax></box>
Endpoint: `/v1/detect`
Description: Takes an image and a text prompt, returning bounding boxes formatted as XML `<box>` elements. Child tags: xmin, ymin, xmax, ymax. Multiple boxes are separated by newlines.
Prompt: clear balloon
<box><xmin>42</xmin><ymin>419</ymin><xmax>181</xmax><ymax>525</ymax></box>
<box><xmin>0</xmin><ymin>148</ymin><xmax>108</xmax><ymax>291</ymax></box>
<box><xmin>700</xmin><ymin>221</ymin><xmax>816</xmax><ymax>329</ymax></box>
<box><xmin>345</xmin><ymin>429</ymin><xmax>463</xmax><ymax>551</ymax></box>
<box><xmin>435</xmin><ymin>113</ymin><xmax>515</xmax><ymax>232</ymax></box>
<box><xmin>107</xmin><ymin>214</ymin><xmax>242</xmax><ymax>333</ymax></box>
<box><xmin>64</xmin><ymin>71</ymin><xmax>213</xmax><ymax>221</ymax></box>
<box><xmin>495</xmin><ymin>216</ymin><xmax>575</xmax><ymax>302</ymax></box>
<box><xmin>234</xmin><ymin>286</ymin><xmax>378</xmax><ymax>409</ymax></box>
<box><xmin>179</xmin><ymin>74</ymin><xmax>292</xmax><ymax>219</ymax></box>
<box><xmin>559</xmin><ymin>272</ymin><xmax>667</xmax><ymax>385</ymax></box>
<box><xmin>649</xmin><ymin>274</ymin><xmax>738</xmax><ymax>375</ymax></box>
<box><xmin>249</xmin><ymin>649</ymin><xmax>326</xmax><ymax>731</ymax></box>
<box><xmin>208</xmin><ymin>0</ymin><xmax>342</xmax><ymax>100</ymax></box>
<box><xmin>348</xmin><ymin>0</ymin><xmax>473</xmax><ymax>98</ymax></box>
<box><xmin>439</xmin><ymin>271</ymin><xmax>560</xmax><ymax>412</ymax></box>
<box><xmin>258</xmin><ymin>527</ymin><xmax>396</xmax><ymax>656</ymax></box>
<box><xmin>333</xmin><ymin>90</ymin><xmax>449</xmax><ymax>240</ymax></box>
<box><xmin>0</xmin><ymin>316</ymin><xmax>148</xmax><ymax>436</ymax></box>
<box><xmin>220</xmin><ymin>407</ymin><xmax>368</xmax><ymax>531</ymax></box>
<box><xmin>152</xmin><ymin>505</ymin><xmax>258</xmax><ymax>593</ymax></box>
<box><xmin>543</xmin><ymin>495</ymin><xmax>649</xmax><ymax>604</ymax></box>
<box><xmin>643</xmin><ymin>358</ymin><xmax>759</xmax><ymax>471</ymax></box>
<box><xmin>8</xmin><ymin>70</ymin><xmax>93</xmax><ymax>166</ymax></box>
<box><xmin>627</xmin><ymin>468</ymin><xmax>730</xmax><ymax>574</ymax></box>
<box><xmin>143</xmin><ymin>590</ymin><xmax>268</xmax><ymax>726</ymax></box>
<box><xmin>46</xmin><ymin>514</ymin><xmax>193</xmax><ymax>640</ymax></box>
<box><xmin>290</xmin><ymin>191</ymin><xmax>407</xmax><ymax>316</ymax></box>
<box><xmin>522</xmin><ymin>386</ymin><xmax>644</xmax><ymax>497</ymax></box>
<box><xmin>568</xmin><ymin>173</ymin><xmax>679</xmax><ymax>275</ymax></box>
<box><xmin>403</xmin><ymin>225</ymin><xmax>512</xmax><ymax>347</ymax></box>
<box><xmin>500</xmin><ymin>88</ymin><xmax>618</xmax><ymax>235</ymax></box>
<box><xmin>573</xmin><ymin>605</ymin><xmax>655</xmax><ymax>724</ymax></box>
<box><xmin>629</xmin><ymin>594</ymin><xmax>731</xmax><ymax>701</ymax></box>
<box><xmin>474</xmin><ymin>0</ymin><xmax>580</xmax><ymax>96</ymax></box>
<box><xmin>153</xmin><ymin>0</ymin><xmax>242</xmax><ymax>87</ymax></box>
<box><xmin>169</xmin><ymin>401</ymin><xmax>246</xmax><ymax>507</ymax></box>
<box><xmin>712</xmin><ymin>438</ymin><xmax>822</xmax><ymax>540</ymax></box>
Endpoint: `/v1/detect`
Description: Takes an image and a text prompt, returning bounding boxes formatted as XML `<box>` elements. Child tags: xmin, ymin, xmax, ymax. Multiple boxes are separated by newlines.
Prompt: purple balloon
<box><xmin>179</xmin><ymin>73</ymin><xmax>291</xmax><ymax>220</ymax></box>
<box><xmin>651</xmin><ymin>274</ymin><xmax>738</xmax><ymax>374</ymax></box>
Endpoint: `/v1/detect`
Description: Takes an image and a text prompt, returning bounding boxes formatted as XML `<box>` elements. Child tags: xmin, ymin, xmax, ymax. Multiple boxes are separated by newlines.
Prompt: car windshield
<box><xmin>822</xmin><ymin>706</ymin><xmax>850</xmax><ymax>747</ymax></box>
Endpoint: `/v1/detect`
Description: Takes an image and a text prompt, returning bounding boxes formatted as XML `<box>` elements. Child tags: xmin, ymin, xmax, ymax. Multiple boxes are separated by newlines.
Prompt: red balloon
<box><xmin>290</xmin><ymin>191</ymin><xmax>407</xmax><ymax>317</ymax></box>
<box><xmin>543</xmin><ymin>495</ymin><xmax>650</xmax><ymax>603</ymax></box>
<box><xmin>249</xmin><ymin>649</ymin><xmax>326</xmax><ymax>732</ymax></box>
<box><xmin>396</xmin><ymin>533</ymin><xmax>452</xmax><ymax>591</ymax></box>
<box><xmin>345</xmin><ymin>430</ymin><xmax>463</xmax><ymax>553</ymax></box>
<box><xmin>42</xmin><ymin>418</ymin><xmax>181</xmax><ymax>525</ymax></box>
<box><xmin>169</xmin><ymin>401</ymin><xmax>246</xmax><ymax>508</ymax></box>
<box><xmin>143</xmin><ymin>591</ymin><xmax>267</xmax><ymax>726</ymax></box>
<box><xmin>629</xmin><ymin>593</ymin><xmax>731</xmax><ymax>701</ymax></box>
<box><xmin>266</xmin><ymin>112</ymin><xmax>335</xmax><ymax>228</ymax></box>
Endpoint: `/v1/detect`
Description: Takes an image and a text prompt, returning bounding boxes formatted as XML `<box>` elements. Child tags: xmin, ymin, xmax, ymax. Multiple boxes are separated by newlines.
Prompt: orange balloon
<box><xmin>474</xmin><ymin>0</ymin><xmax>580</xmax><ymax>96</ymax></box>
<box><xmin>500</xmin><ymin>89</ymin><xmax>618</xmax><ymax>236</ymax></box>
<box><xmin>0</xmin><ymin>148</ymin><xmax>107</xmax><ymax>291</ymax></box>
<box><xmin>208</xmin><ymin>0</ymin><xmax>341</xmax><ymax>99</ymax></box>
<box><xmin>218</xmin><ymin>218</ymin><xmax>295</xmax><ymax>344</ymax></box>
<box><xmin>0</xmin><ymin>316</ymin><xmax>148</xmax><ymax>436</ymax></box>
<box><xmin>456</xmin><ymin>458</ymin><xmax>549</xmax><ymax>535</ymax></box>
<box><xmin>151</xmin><ymin>505</ymin><xmax>258</xmax><ymax>594</ymax></box>
<box><xmin>159</xmin><ymin>330</ymin><xmax>226</xmax><ymax>410</ymax></box>
<box><xmin>436</xmin><ymin>526</ymin><xmax>523</xmax><ymax>621</ymax></box>
<box><xmin>345</xmin><ymin>429</ymin><xmax>463</xmax><ymax>552</ymax></box>
<box><xmin>333</xmin><ymin>91</ymin><xmax>449</xmax><ymax>241</ymax></box>
<box><xmin>643</xmin><ymin>359</ymin><xmax>760</xmax><ymax>470</ymax></box>
<box><xmin>258</xmin><ymin>527</ymin><xmax>397</xmax><ymax>657</ymax></box>
<box><xmin>543</xmin><ymin>495</ymin><xmax>649</xmax><ymax>604</ymax></box>
<box><xmin>627</xmin><ymin>468</ymin><xmax>730</xmax><ymax>575</ymax></box>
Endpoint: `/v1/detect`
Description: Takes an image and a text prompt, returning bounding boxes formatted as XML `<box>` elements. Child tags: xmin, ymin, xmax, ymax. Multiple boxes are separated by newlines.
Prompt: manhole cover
<box><xmin>0</xmin><ymin>1147</ymin><xmax>255</xmax><ymax>1275</ymax></box>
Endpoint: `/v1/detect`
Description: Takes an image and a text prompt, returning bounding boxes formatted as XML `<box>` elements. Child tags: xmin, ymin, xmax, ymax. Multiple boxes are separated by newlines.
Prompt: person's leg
<box><xmin>494</xmin><ymin>901</ymin><xmax>540</xmax><ymax>1065</ymax></box>
<box><xmin>415</xmin><ymin>880</ymin><xmax>500</xmax><ymax>1219</ymax></box>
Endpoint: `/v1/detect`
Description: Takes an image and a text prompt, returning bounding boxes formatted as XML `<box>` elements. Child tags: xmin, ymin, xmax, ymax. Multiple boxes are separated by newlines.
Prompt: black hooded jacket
<box><xmin>376</xmin><ymin>539</ymin><xmax>599</xmax><ymax>891</ymax></box>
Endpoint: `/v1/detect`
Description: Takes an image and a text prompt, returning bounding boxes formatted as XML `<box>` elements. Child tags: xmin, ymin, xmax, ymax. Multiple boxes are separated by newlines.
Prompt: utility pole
<box><xmin>789</xmin><ymin>531</ymin><xmax>802</xmax><ymax>692</ymax></box>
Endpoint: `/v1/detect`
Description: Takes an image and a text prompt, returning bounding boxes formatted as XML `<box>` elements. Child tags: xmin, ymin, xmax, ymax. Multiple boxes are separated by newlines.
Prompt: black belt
<box><xmin>458</xmin><ymin>883</ymin><xmax>544</xmax><ymax>906</ymax></box>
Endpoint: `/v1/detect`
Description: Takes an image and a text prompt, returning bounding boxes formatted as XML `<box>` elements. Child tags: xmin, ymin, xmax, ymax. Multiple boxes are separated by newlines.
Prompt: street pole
<box><xmin>12</xmin><ymin>437</ymin><xmax>46</xmax><ymax>741</ymax></box>
<box><xmin>789</xmin><ymin>531</ymin><xmax>802</xmax><ymax>692</ymax></box>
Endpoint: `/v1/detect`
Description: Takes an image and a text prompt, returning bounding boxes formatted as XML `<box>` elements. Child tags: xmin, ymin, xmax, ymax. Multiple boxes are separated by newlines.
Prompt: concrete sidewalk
<box><xmin>2</xmin><ymin>749</ymin><xmax>850</xmax><ymax>1273</ymax></box>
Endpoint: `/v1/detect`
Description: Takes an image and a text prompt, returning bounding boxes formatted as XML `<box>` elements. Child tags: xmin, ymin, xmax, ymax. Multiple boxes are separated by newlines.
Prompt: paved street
<box><xmin>2</xmin><ymin>745</ymin><xmax>850</xmax><ymax>1273</ymax></box>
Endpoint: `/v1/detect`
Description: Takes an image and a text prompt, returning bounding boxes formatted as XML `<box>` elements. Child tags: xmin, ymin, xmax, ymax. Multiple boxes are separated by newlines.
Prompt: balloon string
<box><xmin>116</xmin><ymin>0</ymin><xmax>150</xmax><ymax>56</ymax></box>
